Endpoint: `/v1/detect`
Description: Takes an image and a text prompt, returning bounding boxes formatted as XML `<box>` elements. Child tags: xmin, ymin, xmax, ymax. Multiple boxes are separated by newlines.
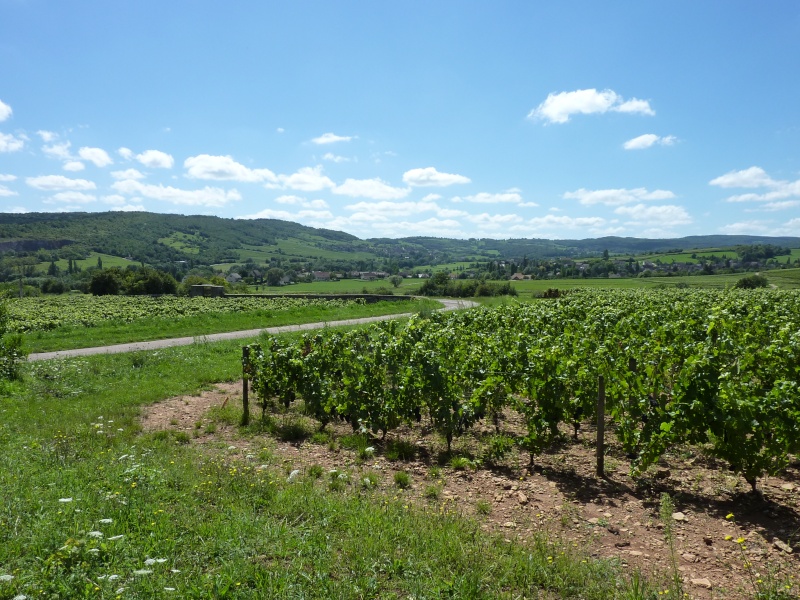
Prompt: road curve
<box><xmin>28</xmin><ymin>298</ymin><xmax>479</xmax><ymax>362</ymax></box>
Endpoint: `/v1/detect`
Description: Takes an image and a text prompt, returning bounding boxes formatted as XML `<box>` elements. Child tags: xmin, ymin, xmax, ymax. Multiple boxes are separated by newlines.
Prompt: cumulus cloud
<box><xmin>118</xmin><ymin>147</ymin><xmax>133</xmax><ymax>160</ymax></box>
<box><xmin>402</xmin><ymin>167</ymin><xmax>471</xmax><ymax>187</ymax></box>
<box><xmin>719</xmin><ymin>220</ymin><xmax>772</xmax><ymax>235</ymax></box>
<box><xmin>614</xmin><ymin>203</ymin><xmax>692</xmax><ymax>225</ymax></box>
<box><xmin>37</xmin><ymin>130</ymin><xmax>57</xmax><ymax>142</ymax></box>
<box><xmin>322</xmin><ymin>152</ymin><xmax>350</xmax><ymax>163</ymax></box>
<box><xmin>276</xmin><ymin>166</ymin><xmax>335</xmax><ymax>191</ymax></box>
<box><xmin>78</xmin><ymin>146</ymin><xmax>113</xmax><ymax>167</ymax></box>
<box><xmin>563</xmin><ymin>187</ymin><xmax>675</xmax><ymax>206</ymax></box>
<box><xmin>111</xmin><ymin>168</ymin><xmax>145</xmax><ymax>180</ymax></box>
<box><xmin>136</xmin><ymin>149</ymin><xmax>174</xmax><ymax>169</ymax></box>
<box><xmin>311</xmin><ymin>132</ymin><xmax>353</xmax><ymax>145</ymax></box>
<box><xmin>47</xmin><ymin>191</ymin><xmax>96</xmax><ymax>204</ymax></box>
<box><xmin>63</xmin><ymin>161</ymin><xmax>85</xmax><ymax>172</ymax></box>
<box><xmin>710</xmin><ymin>166</ymin><xmax>776</xmax><ymax>188</ymax></box>
<box><xmin>111</xmin><ymin>179</ymin><xmax>240</xmax><ymax>207</ymax></box>
<box><xmin>184</xmin><ymin>154</ymin><xmax>277</xmax><ymax>183</ymax></box>
<box><xmin>710</xmin><ymin>166</ymin><xmax>800</xmax><ymax>206</ymax></box>
<box><xmin>623</xmin><ymin>134</ymin><xmax>677</xmax><ymax>150</ymax></box>
<box><xmin>275</xmin><ymin>195</ymin><xmax>329</xmax><ymax>209</ymax></box>
<box><xmin>0</xmin><ymin>185</ymin><xmax>17</xmax><ymax>197</ymax></box>
<box><xmin>0</xmin><ymin>99</ymin><xmax>12</xmax><ymax>121</ymax></box>
<box><xmin>528</xmin><ymin>88</ymin><xmax>655</xmax><ymax>124</ymax></box>
<box><xmin>344</xmin><ymin>200</ymin><xmax>440</xmax><ymax>217</ymax></box>
<box><xmin>42</xmin><ymin>141</ymin><xmax>72</xmax><ymax>160</ymax></box>
<box><xmin>0</xmin><ymin>132</ymin><xmax>25</xmax><ymax>152</ymax></box>
<box><xmin>237</xmin><ymin>208</ymin><xmax>334</xmax><ymax>221</ymax></box>
<box><xmin>0</xmin><ymin>174</ymin><xmax>17</xmax><ymax>181</ymax></box>
<box><xmin>452</xmin><ymin>191</ymin><xmax>525</xmax><ymax>204</ymax></box>
<box><xmin>333</xmin><ymin>178</ymin><xmax>410</xmax><ymax>200</ymax></box>
<box><xmin>26</xmin><ymin>175</ymin><xmax>96</xmax><ymax>191</ymax></box>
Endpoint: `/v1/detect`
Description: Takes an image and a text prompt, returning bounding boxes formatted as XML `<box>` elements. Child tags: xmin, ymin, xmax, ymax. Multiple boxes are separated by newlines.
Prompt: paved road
<box><xmin>28</xmin><ymin>299</ymin><xmax>479</xmax><ymax>362</ymax></box>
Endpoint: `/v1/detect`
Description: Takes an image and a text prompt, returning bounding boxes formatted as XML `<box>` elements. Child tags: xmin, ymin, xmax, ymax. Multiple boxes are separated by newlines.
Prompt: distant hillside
<box><xmin>1</xmin><ymin>211</ymin><xmax>799</xmax><ymax>269</ymax></box>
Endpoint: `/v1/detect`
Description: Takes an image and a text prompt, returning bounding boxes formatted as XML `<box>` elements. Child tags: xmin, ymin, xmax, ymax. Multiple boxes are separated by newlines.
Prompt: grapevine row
<box><xmin>246</xmin><ymin>289</ymin><xmax>800</xmax><ymax>490</ymax></box>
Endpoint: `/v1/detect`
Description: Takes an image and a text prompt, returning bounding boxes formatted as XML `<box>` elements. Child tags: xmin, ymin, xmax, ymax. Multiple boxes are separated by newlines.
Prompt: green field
<box><xmin>36</xmin><ymin>252</ymin><xmax>137</xmax><ymax>273</ymax></box>
<box><xmin>11</xmin><ymin>296</ymin><xmax>439</xmax><ymax>353</ymax></box>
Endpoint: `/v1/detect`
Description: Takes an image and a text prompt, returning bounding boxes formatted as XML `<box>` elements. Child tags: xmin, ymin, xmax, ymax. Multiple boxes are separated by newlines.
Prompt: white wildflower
<box><xmin>133</xmin><ymin>569</ymin><xmax>152</xmax><ymax>575</ymax></box>
<box><xmin>108</xmin><ymin>535</ymin><xmax>124</xmax><ymax>541</ymax></box>
<box><xmin>99</xmin><ymin>518</ymin><xmax>113</xmax><ymax>524</ymax></box>
<box><xmin>87</xmin><ymin>531</ymin><xmax>103</xmax><ymax>538</ymax></box>
<box><xmin>0</xmin><ymin>574</ymin><xmax>14</xmax><ymax>581</ymax></box>
<box><xmin>58</xmin><ymin>498</ymin><xmax>73</xmax><ymax>503</ymax></box>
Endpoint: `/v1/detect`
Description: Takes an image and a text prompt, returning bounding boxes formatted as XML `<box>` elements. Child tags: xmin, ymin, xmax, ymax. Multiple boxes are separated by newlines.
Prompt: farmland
<box><xmin>7</xmin><ymin>295</ymin><xmax>439</xmax><ymax>353</ymax></box>
<box><xmin>2</xmin><ymin>289</ymin><xmax>799</xmax><ymax>598</ymax></box>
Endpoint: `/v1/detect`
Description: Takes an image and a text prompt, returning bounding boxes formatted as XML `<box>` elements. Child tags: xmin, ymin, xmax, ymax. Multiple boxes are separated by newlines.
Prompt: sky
<box><xmin>1</xmin><ymin>1</ymin><xmax>800</xmax><ymax>241</ymax></box>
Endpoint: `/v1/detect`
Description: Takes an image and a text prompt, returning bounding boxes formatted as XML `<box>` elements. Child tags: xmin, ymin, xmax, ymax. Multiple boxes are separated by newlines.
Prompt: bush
<box><xmin>0</xmin><ymin>301</ymin><xmax>26</xmax><ymax>381</ymax></box>
<box><xmin>734</xmin><ymin>274</ymin><xmax>768</xmax><ymax>289</ymax></box>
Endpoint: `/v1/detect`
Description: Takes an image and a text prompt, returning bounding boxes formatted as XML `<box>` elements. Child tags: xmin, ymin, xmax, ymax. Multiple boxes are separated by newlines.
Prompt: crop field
<box><xmin>8</xmin><ymin>295</ymin><xmax>438</xmax><ymax>353</ymax></box>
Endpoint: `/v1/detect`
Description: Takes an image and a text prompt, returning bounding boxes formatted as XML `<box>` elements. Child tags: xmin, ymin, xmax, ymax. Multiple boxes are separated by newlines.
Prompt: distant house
<box><xmin>225</xmin><ymin>273</ymin><xmax>242</xmax><ymax>284</ymax></box>
<box><xmin>417</xmin><ymin>273</ymin><xmax>430</xmax><ymax>279</ymax></box>
<box><xmin>312</xmin><ymin>271</ymin><xmax>331</xmax><ymax>281</ymax></box>
<box><xmin>509</xmin><ymin>272</ymin><xmax>526</xmax><ymax>281</ymax></box>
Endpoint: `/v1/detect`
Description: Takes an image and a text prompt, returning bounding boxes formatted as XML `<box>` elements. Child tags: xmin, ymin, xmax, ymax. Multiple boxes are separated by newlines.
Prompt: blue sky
<box><xmin>1</xmin><ymin>1</ymin><xmax>799</xmax><ymax>240</ymax></box>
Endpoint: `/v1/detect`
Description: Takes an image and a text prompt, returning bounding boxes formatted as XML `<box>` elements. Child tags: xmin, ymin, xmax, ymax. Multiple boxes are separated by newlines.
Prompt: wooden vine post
<box><xmin>596</xmin><ymin>375</ymin><xmax>605</xmax><ymax>477</ymax></box>
<box><xmin>241</xmin><ymin>345</ymin><xmax>250</xmax><ymax>426</ymax></box>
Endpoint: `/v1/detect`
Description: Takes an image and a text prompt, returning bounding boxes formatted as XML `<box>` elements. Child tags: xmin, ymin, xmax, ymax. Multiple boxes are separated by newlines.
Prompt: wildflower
<box><xmin>87</xmin><ymin>531</ymin><xmax>103</xmax><ymax>538</ymax></box>
<box><xmin>108</xmin><ymin>535</ymin><xmax>124</xmax><ymax>541</ymax></box>
<box><xmin>724</xmin><ymin>535</ymin><xmax>733</xmax><ymax>541</ymax></box>
<box><xmin>133</xmin><ymin>569</ymin><xmax>153</xmax><ymax>576</ymax></box>
<box><xmin>736</xmin><ymin>537</ymin><xmax>745</xmax><ymax>544</ymax></box>
<box><xmin>58</xmin><ymin>498</ymin><xmax>73</xmax><ymax>503</ymax></box>
<box><xmin>725</xmin><ymin>513</ymin><xmax>734</xmax><ymax>520</ymax></box>
<box><xmin>0</xmin><ymin>574</ymin><xmax>14</xmax><ymax>582</ymax></box>
<box><xmin>99</xmin><ymin>518</ymin><xmax>113</xmax><ymax>524</ymax></box>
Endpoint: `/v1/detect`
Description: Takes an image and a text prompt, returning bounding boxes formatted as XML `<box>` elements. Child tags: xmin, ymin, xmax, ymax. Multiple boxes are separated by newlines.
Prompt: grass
<box><xmin>22</xmin><ymin>297</ymin><xmax>439</xmax><ymax>353</ymax></box>
<box><xmin>0</xmin><ymin>333</ymin><xmax>666</xmax><ymax>599</ymax></box>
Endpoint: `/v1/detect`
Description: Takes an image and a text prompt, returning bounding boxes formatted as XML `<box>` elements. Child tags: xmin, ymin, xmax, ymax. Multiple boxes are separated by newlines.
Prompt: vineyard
<box><xmin>247</xmin><ymin>289</ymin><xmax>800</xmax><ymax>491</ymax></box>
<box><xmin>5</xmin><ymin>295</ymin><xmax>361</xmax><ymax>333</ymax></box>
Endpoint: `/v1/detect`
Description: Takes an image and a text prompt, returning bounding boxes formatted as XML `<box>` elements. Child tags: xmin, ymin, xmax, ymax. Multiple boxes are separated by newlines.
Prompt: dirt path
<box><xmin>27</xmin><ymin>298</ymin><xmax>478</xmax><ymax>361</ymax></box>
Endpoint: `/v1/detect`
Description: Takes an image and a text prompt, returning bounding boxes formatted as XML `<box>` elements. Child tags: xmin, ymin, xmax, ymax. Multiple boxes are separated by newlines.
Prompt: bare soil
<box><xmin>141</xmin><ymin>382</ymin><xmax>800</xmax><ymax>599</ymax></box>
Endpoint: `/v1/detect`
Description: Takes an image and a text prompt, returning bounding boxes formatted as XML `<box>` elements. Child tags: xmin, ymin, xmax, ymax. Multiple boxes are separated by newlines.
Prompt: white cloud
<box><xmin>614</xmin><ymin>203</ymin><xmax>692</xmax><ymax>225</ymax></box>
<box><xmin>322</xmin><ymin>152</ymin><xmax>350</xmax><ymax>163</ymax></box>
<box><xmin>623</xmin><ymin>134</ymin><xmax>677</xmax><ymax>150</ymax></box>
<box><xmin>42</xmin><ymin>141</ymin><xmax>72</xmax><ymax>160</ymax></box>
<box><xmin>237</xmin><ymin>208</ymin><xmax>334</xmax><ymax>221</ymax></box>
<box><xmin>136</xmin><ymin>149</ymin><xmax>174</xmax><ymax>169</ymax></box>
<box><xmin>333</xmin><ymin>178</ymin><xmax>410</xmax><ymax>200</ymax></box>
<box><xmin>465</xmin><ymin>213</ymin><xmax>522</xmax><ymax>228</ymax></box>
<box><xmin>719</xmin><ymin>220</ymin><xmax>772</xmax><ymax>235</ymax></box>
<box><xmin>63</xmin><ymin>161</ymin><xmax>85</xmax><ymax>172</ymax></box>
<box><xmin>402</xmin><ymin>167</ymin><xmax>471</xmax><ymax>187</ymax></box>
<box><xmin>711</xmin><ymin>167</ymin><xmax>800</xmax><ymax>205</ymax></box>
<box><xmin>37</xmin><ymin>130</ymin><xmax>57</xmax><ymax>142</ymax></box>
<box><xmin>111</xmin><ymin>179</ymin><xmax>240</xmax><ymax>207</ymax></box>
<box><xmin>276</xmin><ymin>127</ymin><xmax>285</xmax><ymax>134</ymax></box>
<box><xmin>755</xmin><ymin>200</ymin><xmax>800</xmax><ymax>211</ymax></box>
<box><xmin>275</xmin><ymin>195</ymin><xmax>329</xmax><ymax>209</ymax></box>
<box><xmin>0</xmin><ymin>185</ymin><xmax>17</xmax><ymax>197</ymax></box>
<box><xmin>528</xmin><ymin>88</ymin><xmax>655</xmax><ymax>124</ymax></box>
<box><xmin>0</xmin><ymin>99</ymin><xmax>12</xmax><ymax>121</ymax></box>
<box><xmin>26</xmin><ymin>175</ymin><xmax>96</xmax><ymax>191</ymax></box>
<box><xmin>421</xmin><ymin>193</ymin><xmax>442</xmax><ymax>202</ymax></box>
<box><xmin>0</xmin><ymin>132</ymin><xmax>25</xmax><ymax>152</ymax></box>
<box><xmin>710</xmin><ymin>166</ymin><xmax>776</xmax><ymax>188</ymax></box>
<box><xmin>101</xmin><ymin>194</ymin><xmax>128</xmax><ymax>205</ymax></box>
<box><xmin>48</xmin><ymin>191</ymin><xmax>96</xmax><ymax>204</ymax></box>
<box><xmin>6</xmin><ymin>206</ymin><xmax>28</xmax><ymax>213</ymax></box>
<box><xmin>344</xmin><ymin>200</ymin><xmax>440</xmax><ymax>217</ymax></box>
<box><xmin>453</xmin><ymin>191</ymin><xmax>525</xmax><ymax>204</ymax></box>
<box><xmin>184</xmin><ymin>154</ymin><xmax>277</xmax><ymax>183</ymax></box>
<box><xmin>111</xmin><ymin>168</ymin><xmax>145</xmax><ymax>180</ymax></box>
<box><xmin>277</xmin><ymin>166</ymin><xmax>335</xmax><ymax>191</ymax></box>
<box><xmin>311</xmin><ymin>132</ymin><xmax>353</xmax><ymax>145</ymax></box>
<box><xmin>0</xmin><ymin>174</ymin><xmax>17</xmax><ymax>182</ymax></box>
<box><xmin>118</xmin><ymin>147</ymin><xmax>133</xmax><ymax>160</ymax></box>
<box><xmin>78</xmin><ymin>146</ymin><xmax>113</xmax><ymax>167</ymax></box>
<box><xmin>111</xmin><ymin>203</ymin><xmax>147</xmax><ymax>212</ymax></box>
<box><xmin>563</xmin><ymin>187</ymin><xmax>675</xmax><ymax>206</ymax></box>
<box><xmin>523</xmin><ymin>214</ymin><xmax>607</xmax><ymax>230</ymax></box>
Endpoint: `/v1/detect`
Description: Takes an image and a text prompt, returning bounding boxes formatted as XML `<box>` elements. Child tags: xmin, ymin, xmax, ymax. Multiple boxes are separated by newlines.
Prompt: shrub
<box><xmin>734</xmin><ymin>274</ymin><xmax>768</xmax><ymax>289</ymax></box>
